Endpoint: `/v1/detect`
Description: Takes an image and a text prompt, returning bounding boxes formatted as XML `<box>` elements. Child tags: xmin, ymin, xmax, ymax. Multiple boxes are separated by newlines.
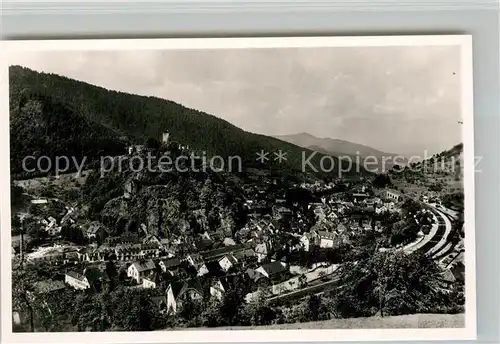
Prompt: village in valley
<box><xmin>11</xmin><ymin>129</ymin><xmax>466</xmax><ymax>331</ymax></box>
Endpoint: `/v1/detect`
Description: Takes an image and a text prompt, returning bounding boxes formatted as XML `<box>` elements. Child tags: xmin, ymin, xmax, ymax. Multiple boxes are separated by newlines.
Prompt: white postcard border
<box><xmin>0</xmin><ymin>35</ymin><xmax>476</xmax><ymax>343</ymax></box>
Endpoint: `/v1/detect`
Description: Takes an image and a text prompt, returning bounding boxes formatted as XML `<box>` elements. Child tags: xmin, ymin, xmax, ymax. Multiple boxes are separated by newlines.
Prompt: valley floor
<box><xmin>179</xmin><ymin>313</ymin><xmax>465</xmax><ymax>331</ymax></box>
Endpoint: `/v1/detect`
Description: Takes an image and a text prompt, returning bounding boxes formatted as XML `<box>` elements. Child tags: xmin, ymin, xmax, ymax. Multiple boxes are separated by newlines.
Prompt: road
<box><xmin>268</xmin><ymin>276</ymin><xmax>341</xmax><ymax>305</ymax></box>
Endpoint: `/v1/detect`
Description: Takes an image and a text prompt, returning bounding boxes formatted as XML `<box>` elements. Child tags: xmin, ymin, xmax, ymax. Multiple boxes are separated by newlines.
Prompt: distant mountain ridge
<box><xmin>274</xmin><ymin>132</ymin><xmax>396</xmax><ymax>157</ymax></box>
<box><xmin>9</xmin><ymin>66</ymin><xmax>370</xmax><ymax>179</ymax></box>
<box><xmin>274</xmin><ymin>132</ymin><xmax>407</xmax><ymax>173</ymax></box>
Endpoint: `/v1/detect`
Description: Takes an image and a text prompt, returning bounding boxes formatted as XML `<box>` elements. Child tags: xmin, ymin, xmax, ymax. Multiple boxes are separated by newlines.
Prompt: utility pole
<box><xmin>20</xmin><ymin>218</ymin><xmax>25</xmax><ymax>269</ymax></box>
<box><xmin>377</xmin><ymin>246</ymin><xmax>392</xmax><ymax>318</ymax></box>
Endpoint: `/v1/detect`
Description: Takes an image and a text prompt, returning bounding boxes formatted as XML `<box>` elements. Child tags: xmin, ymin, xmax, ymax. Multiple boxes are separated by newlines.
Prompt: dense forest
<box><xmin>10</xmin><ymin>93</ymin><xmax>127</xmax><ymax>177</ymax></box>
<box><xmin>9</xmin><ymin>66</ymin><xmax>368</xmax><ymax>179</ymax></box>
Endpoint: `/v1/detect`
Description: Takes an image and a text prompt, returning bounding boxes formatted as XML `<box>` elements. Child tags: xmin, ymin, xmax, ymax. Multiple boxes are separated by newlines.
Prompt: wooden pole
<box><xmin>20</xmin><ymin>218</ymin><xmax>24</xmax><ymax>269</ymax></box>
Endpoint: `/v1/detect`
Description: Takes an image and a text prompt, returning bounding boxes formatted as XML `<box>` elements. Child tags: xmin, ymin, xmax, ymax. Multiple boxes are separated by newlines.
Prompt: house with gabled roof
<box><xmin>382</xmin><ymin>189</ymin><xmax>402</xmax><ymax>202</ymax></box>
<box><xmin>151</xmin><ymin>295</ymin><xmax>168</xmax><ymax>313</ymax></box>
<box><xmin>166</xmin><ymin>280</ymin><xmax>205</xmax><ymax>314</ymax></box>
<box><xmin>210</xmin><ymin>278</ymin><xmax>231</xmax><ymax>301</ymax></box>
<box><xmin>86</xmin><ymin>221</ymin><xmax>108</xmax><ymax>240</ymax></box>
<box><xmin>83</xmin><ymin>247</ymin><xmax>100</xmax><ymax>262</ymax></box>
<box><xmin>61</xmin><ymin>206</ymin><xmax>76</xmax><ymax>226</ymax></box>
<box><xmin>104</xmin><ymin>233</ymin><xmax>139</xmax><ymax>246</ymax></box>
<box><xmin>66</xmin><ymin>267</ymin><xmax>110</xmax><ymax>291</ymax></box>
<box><xmin>186</xmin><ymin>253</ymin><xmax>204</xmax><ymax>267</ymax></box>
<box><xmin>94</xmin><ymin>245</ymin><xmax>115</xmax><ymax>261</ymax></box>
<box><xmin>159</xmin><ymin>257</ymin><xmax>182</xmax><ymax>276</ymax></box>
<box><xmin>115</xmin><ymin>243</ymin><xmax>142</xmax><ymax>261</ymax></box>
<box><xmin>255</xmin><ymin>242</ymin><xmax>272</xmax><ymax>263</ymax></box>
<box><xmin>300</xmin><ymin>232</ymin><xmax>319</xmax><ymax>252</ymax></box>
<box><xmin>142</xmin><ymin>272</ymin><xmax>160</xmax><ymax>289</ymax></box>
<box><xmin>185</xmin><ymin>253</ymin><xmax>209</xmax><ymax>277</ymax></box>
<box><xmin>255</xmin><ymin>261</ymin><xmax>288</xmax><ymax>281</ymax></box>
<box><xmin>44</xmin><ymin>216</ymin><xmax>62</xmax><ymax>236</ymax></box>
<box><xmin>140</xmin><ymin>243</ymin><xmax>161</xmax><ymax>258</ymax></box>
<box><xmin>317</xmin><ymin>230</ymin><xmax>340</xmax><ymax>248</ymax></box>
<box><xmin>196</xmin><ymin>263</ymin><xmax>209</xmax><ymax>277</ymax></box>
<box><xmin>256</xmin><ymin>219</ymin><xmax>275</xmax><ymax>233</ymax></box>
<box><xmin>127</xmin><ymin>259</ymin><xmax>156</xmax><ymax>283</ymax></box>
<box><xmin>143</xmin><ymin>234</ymin><xmax>162</xmax><ymax>246</ymax></box>
<box><xmin>218</xmin><ymin>254</ymin><xmax>238</xmax><ymax>272</ymax></box>
<box><xmin>246</xmin><ymin>267</ymin><xmax>262</xmax><ymax>281</ymax></box>
<box><xmin>438</xmin><ymin>268</ymin><xmax>457</xmax><ymax>288</ymax></box>
<box><xmin>233</xmin><ymin>248</ymin><xmax>256</xmax><ymax>263</ymax></box>
<box><xmin>65</xmin><ymin>271</ymin><xmax>91</xmax><ymax>290</ymax></box>
<box><xmin>223</xmin><ymin>237</ymin><xmax>236</xmax><ymax>247</ymax></box>
<box><xmin>445</xmin><ymin>251</ymin><xmax>465</xmax><ymax>283</ymax></box>
<box><xmin>25</xmin><ymin>279</ymin><xmax>66</xmax><ymax>316</ymax></box>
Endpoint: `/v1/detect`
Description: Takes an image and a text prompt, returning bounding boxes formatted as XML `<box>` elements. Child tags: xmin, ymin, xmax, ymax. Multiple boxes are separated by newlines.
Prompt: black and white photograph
<box><xmin>0</xmin><ymin>36</ymin><xmax>476</xmax><ymax>343</ymax></box>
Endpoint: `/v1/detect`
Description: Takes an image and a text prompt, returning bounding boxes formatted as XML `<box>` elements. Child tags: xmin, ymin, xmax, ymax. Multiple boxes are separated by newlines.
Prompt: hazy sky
<box><xmin>9</xmin><ymin>45</ymin><xmax>462</xmax><ymax>157</ymax></box>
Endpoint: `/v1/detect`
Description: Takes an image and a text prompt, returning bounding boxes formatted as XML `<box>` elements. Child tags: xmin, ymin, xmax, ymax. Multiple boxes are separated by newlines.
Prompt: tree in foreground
<box><xmin>331</xmin><ymin>250</ymin><xmax>464</xmax><ymax>318</ymax></box>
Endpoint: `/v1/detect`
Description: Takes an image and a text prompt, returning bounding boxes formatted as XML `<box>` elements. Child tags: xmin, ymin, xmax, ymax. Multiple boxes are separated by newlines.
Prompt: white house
<box><xmin>65</xmin><ymin>271</ymin><xmax>91</xmax><ymax>290</ymax></box>
<box><xmin>317</xmin><ymin>231</ymin><xmax>338</xmax><ymax>248</ymax></box>
<box><xmin>86</xmin><ymin>222</ymin><xmax>107</xmax><ymax>240</ymax></box>
<box><xmin>140</xmin><ymin>243</ymin><xmax>161</xmax><ymax>258</ymax></box>
<box><xmin>326</xmin><ymin>210</ymin><xmax>339</xmax><ymax>222</ymax></box>
<box><xmin>65</xmin><ymin>268</ymin><xmax>109</xmax><ymax>291</ymax></box>
<box><xmin>186</xmin><ymin>253</ymin><xmax>204</xmax><ymax>267</ymax></box>
<box><xmin>210</xmin><ymin>279</ymin><xmax>230</xmax><ymax>301</ymax></box>
<box><xmin>313</xmin><ymin>207</ymin><xmax>326</xmax><ymax>221</ymax></box>
<box><xmin>60</xmin><ymin>207</ymin><xmax>76</xmax><ymax>226</ymax></box>
<box><xmin>31</xmin><ymin>199</ymin><xmax>48</xmax><ymax>204</ymax></box>
<box><xmin>218</xmin><ymin>254</ymin><xmax>238</xmax><ymax>272</ymax></box>
<box><xmin>196</xmin><ymin>263</ymin><xmax>209</xmax><ymax>277</ymax></box>
<box><xmin>256</xmin><ymin>219</ymin><xmax>275</xmax><ymax>233</ymax></box>
<box><xmin>384</xmin><ymin>190</ymin><xmax>402</xmax><ymax>202</ymax></box>
<box><xmin>166</xmin><ymin>281</ymin><xmax>204</xmax><ymax>314</ymax></box>
<box><xmin>200</xmin><ymin>231</ymin><xmax>212</xmax><ymax>241</ymax></box>
<box><xmin>142</xmin><ymin>273</ymin><xmax>159</xmax><ymax>289</ymax></box>
<box><xmin>44</xmin><ymin>216</ymin><xmax>61</xmax><ymax>236</ymax></box>
<box><xmin>300</xmin><ymin>232</ymin><xmax>318</xmax><ymax>252</ymax></box>
<box><xmin>143</xmin><ymin>234</ymin><xmax>162</xmax><ymax>246</ymax></box>
<box><xmin>127</xmin><ymin>259</ymin><xmax>156</xmax><ymax>283</ymax></box>
<box><xmin>183</xmin><ymin>253</ymin><xmax>209</xmax><ymax>276</ymax></box>
<box><xmin>375</xmin><ymin>205</ymin><xmax>389</xmax><ymax>214</ymax></box>
<box><xmin>255</xmin><ymin>242</ymin><xmax>271</xmax><ymax>262</ymax></box>
<box><xmin>223</xmin><ymin>237</ymin><xmax>236</xmax><ymax>246</ymax></box>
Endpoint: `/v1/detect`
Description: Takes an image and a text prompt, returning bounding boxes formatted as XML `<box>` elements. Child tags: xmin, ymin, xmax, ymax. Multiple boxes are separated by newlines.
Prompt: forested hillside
<box><xmin>9</xmin><ymin>66</ymin><xmax>368</xmax><ymax>179</ymax></box>
<box><xmin>10</xmin><ymin>93</ymin><xmax>127</xmax><ymax>177</ymax></box>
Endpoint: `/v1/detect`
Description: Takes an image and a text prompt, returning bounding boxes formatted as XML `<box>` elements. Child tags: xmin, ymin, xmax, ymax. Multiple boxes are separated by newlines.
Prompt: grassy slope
<box><xmin>183</xmin><ymin>313</ymin><xmax>465</xmax><ymax>331</ymax></box>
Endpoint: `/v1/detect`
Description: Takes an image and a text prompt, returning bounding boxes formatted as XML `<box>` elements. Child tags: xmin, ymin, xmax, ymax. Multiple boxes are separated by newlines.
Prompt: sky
<box><xmin>9</xmin><ymin>45</ymin><xmax>462</xmax><ymax>157</ymax></box>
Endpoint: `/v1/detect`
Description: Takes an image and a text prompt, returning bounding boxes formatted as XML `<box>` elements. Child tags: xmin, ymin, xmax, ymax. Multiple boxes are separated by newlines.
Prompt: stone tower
<box><xmin>161</xmin><ymin>132</ymin><xmax>170</xmax><ymax>145</ymax></box>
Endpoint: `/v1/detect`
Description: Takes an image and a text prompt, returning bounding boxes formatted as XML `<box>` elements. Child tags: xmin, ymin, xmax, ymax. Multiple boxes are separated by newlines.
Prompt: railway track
<box><xmin>263</xmin><ymin>203</ymin><xmax>458</xmax><ymax>304</ymax></box>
